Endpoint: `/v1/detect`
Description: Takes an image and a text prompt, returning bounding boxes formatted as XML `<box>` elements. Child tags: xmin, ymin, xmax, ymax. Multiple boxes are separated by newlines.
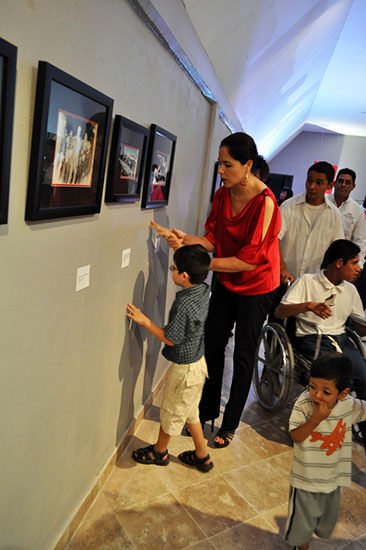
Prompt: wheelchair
<box><xmin>253</xmin><ymin>316</ymin><xmax>366</xmax><ymax>442</ymax></box>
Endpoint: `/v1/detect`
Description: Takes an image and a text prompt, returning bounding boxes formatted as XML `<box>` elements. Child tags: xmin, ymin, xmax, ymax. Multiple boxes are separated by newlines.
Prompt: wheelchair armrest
<box><xmin>294</xmin><ymin>317</ymin><xmax>323</xmax><ymax>361</ymax></box>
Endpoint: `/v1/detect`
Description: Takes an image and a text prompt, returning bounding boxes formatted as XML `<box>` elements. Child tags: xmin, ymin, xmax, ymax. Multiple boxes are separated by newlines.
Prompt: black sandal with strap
<box><xmin>178</xmin><ymin>450</ymin><xmax>214</xmax><ymax>472</ymax></box>
<box><xmin>132</xmin><ymin>444</ymin><xmax>170</xmax><ymax>466</ymax></box>
<box><xmin>214</xmin><ymin>429</ymin><xmax>235</xmax><ymax>448</ymax></box>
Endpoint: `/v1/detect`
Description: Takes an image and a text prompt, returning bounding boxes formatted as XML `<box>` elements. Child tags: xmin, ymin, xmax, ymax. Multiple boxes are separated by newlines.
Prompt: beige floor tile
<box><xmin>224</xmin><ymin>461</ymin><xmax>289</xmax><ymax>512</ymax></box>
<box><xmin>182</xmin><ymin>539</ymin><xmax>216</xmax><ymax>549</ymax></box>
<box><xmin>66</xmin><ymin>510</ymin><xmax>133</xmax><ymax>550</ymax></box>
<box><xmin>210</xmin><ymin>514</ymin><xmax>288</xmax><ymax>549</ymax></box>
<box><xmin>174</xmin><ymin>475</ymin><xmax>257</xmax><ymax>537</ymax></box>
<box><xmin>338</xmin><ymin>483</ymin><xmax>366</xmax><ymax>538</ymax></box>
<box><xmin>265</xmin><ymin>450</ymin><xmax>294</xmax><ymax>477</ymax></box>
<box><xmin>235</xmin><ymin>423</ymin><xmax>291</xmax><ymax>460</ymax></box>
<box><xmin>114</xmin><ymin>492</ymin><xmax>205</xmax><ymax>549</ymax></box>
<box><xmin>208</xmin><ymin>436</ymin><xmax>261</xmax><ymax>475</ymax></box>
<box><xmin>102</xmin><ymin>456</ymin><xmax>171</xmax><ymax>510</ymax></box>
<box><xmin>260</xmin><ymin>502</ymin><xmax>288</xmax><ymax>537</ymax></box>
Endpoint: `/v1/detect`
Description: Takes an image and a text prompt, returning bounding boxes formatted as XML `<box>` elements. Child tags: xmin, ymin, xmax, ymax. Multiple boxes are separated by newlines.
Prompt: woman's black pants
<box><xmin>199</xmin><ymin>281</ymin><xmax>275</xmax><ymax>431</ymax></box>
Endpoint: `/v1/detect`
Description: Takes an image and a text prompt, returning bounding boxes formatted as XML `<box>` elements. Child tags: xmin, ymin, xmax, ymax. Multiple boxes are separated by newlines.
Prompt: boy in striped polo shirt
<box><xmin>285</xmin><ymin>352</ymin><xmax>366</xmax><ymax>550</ymax></box>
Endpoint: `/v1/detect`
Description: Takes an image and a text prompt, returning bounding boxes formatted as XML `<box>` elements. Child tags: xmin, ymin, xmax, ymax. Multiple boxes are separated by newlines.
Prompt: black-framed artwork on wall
<box><xmin>141</xmin><ymin>124</ymin><xmax>177</xmax><ymax>209</ymax></box>
<box><xmin>25</xmin><ymin>61</ymin><xmax>113</xmax><ymax>221</ymax></box>
<box><xmin>210</xmin><ymin>161</ymin><xmax>222</xmax><ymax>201</ymax></box>
<box><xmin>105</xmin><ymin>115</ymin><xmax>149</xmax><ymax>203</ymax></box>
<box><xmin>0</xmin><ymin>37</ymin><xmax>17</xmax><ymax>224</ymax></box>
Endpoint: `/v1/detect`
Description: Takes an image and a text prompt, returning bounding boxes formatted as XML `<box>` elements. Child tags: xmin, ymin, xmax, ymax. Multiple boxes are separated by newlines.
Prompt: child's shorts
<box><xmin>160</xmin><ymin>356</ymin><xmax>208</xmax><ymax>436</ymax></box>
<box><xmin>284</xmin><ymin>485</ymin><xmax>341</xmax><ymax>547</ymax></box>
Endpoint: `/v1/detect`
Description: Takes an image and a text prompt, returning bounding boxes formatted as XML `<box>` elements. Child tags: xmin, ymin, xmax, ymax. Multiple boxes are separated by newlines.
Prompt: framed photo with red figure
<box><xmin>0</xmin><ymin>37</ymin><xmax>17</xmax><ymax>224</ymax></box>
<box><xmin>26</xmin><ymin>62</ymin><xmax>113</xmax><ymax>220</ymax></box>
<box><xmin>105</xmin><ymin>115</ymin><xmax>149</xmax><ymax>203</ymax></box>
<box><xmin>141</xmin><ymin>124</ymin><xmax>177</xmax><ymax>209</ymax></box>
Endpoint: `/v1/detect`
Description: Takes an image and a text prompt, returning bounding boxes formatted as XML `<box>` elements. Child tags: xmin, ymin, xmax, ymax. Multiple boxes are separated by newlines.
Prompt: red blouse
<box><xmin>205</xmin><ymin>186</ymin><xmax>280</xmax><ymax>295</ymax></box>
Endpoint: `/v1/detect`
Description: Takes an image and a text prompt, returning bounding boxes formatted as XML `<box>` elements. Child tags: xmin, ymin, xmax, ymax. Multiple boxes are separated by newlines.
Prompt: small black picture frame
<box><xmin>26</xmin><ymin>61</ymin><xmax>113</xmax><ymax>221</ymax></box>
<box><xmin>141</xmin><ymin>124</ymin><xmax>177</xmax><ymax>209</ymax></box>
<box><xmin>0</xmin><ymin>37</ymin><xmax>17</xmax><ymax>224</ymax></box>
<box><xmin>105</xmin><ymin>115</ymin><xmax>149</xmax><ymax>203</ymax></box>
<box><xmin>210</xmin><ymin>161</ymin><xmax>222</xmax><ymax>201</ymax></box>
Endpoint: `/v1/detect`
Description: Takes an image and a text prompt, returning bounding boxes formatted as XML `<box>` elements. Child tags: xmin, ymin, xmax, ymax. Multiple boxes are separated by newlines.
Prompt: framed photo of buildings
<box><xmin>105</xmin><ymin>115</ymin><xmax>149</xmax><ymax>203</ymax></box>
<box><xmin>0</xmin><ymin>37</ymin><xmax>17</xmax><ymax>224</ymax></box>
<box><xmin>141</xmin><ymin>124</ymin><xmax>177</xmax><ymax>209</ymax></box>
<box><xmin>25</xmin><ymin>61</ymin><xmax>113</xmax><ymax>221</ymax></box>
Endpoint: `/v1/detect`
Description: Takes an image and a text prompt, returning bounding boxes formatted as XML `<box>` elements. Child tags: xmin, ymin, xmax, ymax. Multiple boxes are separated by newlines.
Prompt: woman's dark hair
<box><xmin>220</xmin><ymin>132</ymin><xmax>259</xmax><ymax>172</ymax></box>
<box><xmin>173</xmin><ymin>244</ymin><xmax>210</xmax><ymax>284</ymax></box>
<box><xmin>321</xmin><ymin>239</ymin><xmax>360</xmax><ymax>269</ymax></box>
<box><xmin>307</xmin><ymin>161</ymin><xmax>335</xmax><ymax>184</ymax></box>
<box><xmin>255</xmin><ymin>155</ymin><xmax>270</xmax><ymax>182</ymax></box>
<box><xmin>311</xmin><ymin>352</ymin><xmax>353</xmax><ymax>392</ymax></box>
<box><xmin>281</xmin><ymin>187</ymin><xmax>293</xmax><ymax>200</ymax></box>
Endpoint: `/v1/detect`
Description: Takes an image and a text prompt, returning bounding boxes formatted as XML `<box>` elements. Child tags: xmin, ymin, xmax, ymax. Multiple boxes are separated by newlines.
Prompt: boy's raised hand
<box><xmin>126</xmin><ymin>303</ymin><xmax>148</xmax><ymax>327</ymax></box>
<box><xmin>312</xmin><ymin>401</ymin><xmax>332</xmax><ymax>423</ymax></box>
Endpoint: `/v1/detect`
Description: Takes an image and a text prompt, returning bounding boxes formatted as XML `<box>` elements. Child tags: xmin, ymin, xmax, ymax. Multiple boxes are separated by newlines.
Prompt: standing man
<box><xmin>279</xmin><ymin>161</ymin><xmax>344</xmax><ymax>284</ymax></box>
<box><xmin>328</xmin><ymin>168</ymin><xmax>366</xmax><ymax>269</ymax></box>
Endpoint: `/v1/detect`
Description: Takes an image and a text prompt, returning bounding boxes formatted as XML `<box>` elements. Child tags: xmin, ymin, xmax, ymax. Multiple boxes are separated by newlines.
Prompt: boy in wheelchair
<box><xmin>284</xmin><ymin>352</ymin><xmax>366</xmax><ymax>550</ymax></box>
<box><xmin>275</xmin><ymin>239</ymin><xmax>366</xmax><ymax>449</ymax></box>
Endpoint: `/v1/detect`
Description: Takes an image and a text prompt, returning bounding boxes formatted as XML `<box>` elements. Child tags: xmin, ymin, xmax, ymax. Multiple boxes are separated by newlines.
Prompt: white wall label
<box><xmin>121</xmin><ymin>248</ymin><xmax>131</xmax><ymax>268</ymax></box>
<box><xmin>76</xmin><ymin>265</ymin><xmax>90</xmax><ymax>292</ymax></box>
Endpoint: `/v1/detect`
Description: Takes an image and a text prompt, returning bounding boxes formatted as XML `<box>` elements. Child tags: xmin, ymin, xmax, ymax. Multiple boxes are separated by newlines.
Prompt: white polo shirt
<box><xmin>279</xmin><ymin>192</ymin><xmax>344</xmax><ymax>279</ymax></box>
<box><xmin>281</xmin><ymin>270</ymin><xmax>364</xmax><ymax>336</ymax></box>
<box><xmin>328</xmin><ymin>195</ymin><xmax>366</xmax><ymax>267</ymax></box>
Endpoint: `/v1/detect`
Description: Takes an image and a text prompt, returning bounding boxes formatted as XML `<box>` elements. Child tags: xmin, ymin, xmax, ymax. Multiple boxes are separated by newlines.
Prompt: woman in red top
<box><xmin>168</xmin><ymin>132</ymin><xmax>280</xmax><ymax>447</ymax></box>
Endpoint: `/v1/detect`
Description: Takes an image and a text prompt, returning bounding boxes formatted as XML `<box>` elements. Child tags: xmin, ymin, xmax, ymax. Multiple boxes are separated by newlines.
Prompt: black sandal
<box><xmin>178</xmin><ymin>450</ymin><xmax>214</xmax><ymax>472</ymax></box>
<box><xmin>214</xmin><ymin>429</ymin><xmax>235</xmax><ymax>448</ymax></box>
<box><xmin>132</xmin><ymin>444</ymin><xmax>169</xmax><ymax>466</ymax></box>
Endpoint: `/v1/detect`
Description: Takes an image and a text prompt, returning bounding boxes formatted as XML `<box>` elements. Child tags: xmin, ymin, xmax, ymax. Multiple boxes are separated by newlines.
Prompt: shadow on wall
<box><xmin>115</xmin><ymin>218</ymin><xmax>170</xmax><ymax>445</ymax></box>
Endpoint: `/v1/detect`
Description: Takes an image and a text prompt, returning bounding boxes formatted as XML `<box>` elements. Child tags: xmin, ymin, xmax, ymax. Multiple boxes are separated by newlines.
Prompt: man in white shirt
<box><xmin>279</xmin><ymin>162</ymin><xmax>344</xmax><ymax>283</ymax></box>
<box><xmin>328</xmin><ymin>168</ymin><xmax>366</xmax><ymax>268</ymax></box>
<box><xmin>275</xmin><ymin>239</ymin><xmax>366</xmax><ymax>448</ymax></box>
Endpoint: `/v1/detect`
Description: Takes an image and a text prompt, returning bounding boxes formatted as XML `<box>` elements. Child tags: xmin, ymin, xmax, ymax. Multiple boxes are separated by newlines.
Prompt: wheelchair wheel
<box><xmin>253</xmin><ymin>322</ymin><xmax>295</xmax><ymax>412</ymax></box>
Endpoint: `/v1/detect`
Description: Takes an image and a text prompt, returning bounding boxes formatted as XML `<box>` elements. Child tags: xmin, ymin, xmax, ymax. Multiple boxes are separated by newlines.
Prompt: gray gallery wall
<box><xmin>0</xmin><ymin>1</ymin><xmax>229</xmax><ymax>548</ymax></box>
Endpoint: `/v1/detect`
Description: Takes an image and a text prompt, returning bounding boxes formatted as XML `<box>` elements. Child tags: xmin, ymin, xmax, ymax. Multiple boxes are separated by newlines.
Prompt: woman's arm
<box><xmin>210</xmin><ymin>256</ymin><xmax>256</xmax><ymax>272</ymax></box>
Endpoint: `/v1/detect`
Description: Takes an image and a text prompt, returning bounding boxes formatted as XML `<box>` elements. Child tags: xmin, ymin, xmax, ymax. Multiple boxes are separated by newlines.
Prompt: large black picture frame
<box><xmin>105</xmin><ymin>115</ymin><xmax>149</xmax><ymax>203</ymax></box>
<box><xmin>26</xmin><ymin>62</ymin><xmax>113</xmax><ymax>221</ymax></box>
<box><xmin>0</xmin><ymin>37</ymin><xmax>17</xmax><ymax>225</ymax></box>
<box><xmin>141</xmin><ymin>124</ymin><xmax>177</xmax><ymax>209</ymax></box>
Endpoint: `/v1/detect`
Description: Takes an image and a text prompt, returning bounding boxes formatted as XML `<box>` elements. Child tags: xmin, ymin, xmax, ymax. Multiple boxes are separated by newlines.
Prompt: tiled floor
<box><xmin>65</xmin><ymin>340</ymin><xmax>366</xmax><ymax>550</ymax></box>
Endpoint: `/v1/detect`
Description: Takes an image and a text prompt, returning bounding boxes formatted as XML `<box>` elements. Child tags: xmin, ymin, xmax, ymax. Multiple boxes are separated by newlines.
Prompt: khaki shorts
<box><xmin>160</xmin><ymin>356</ymin><xmax>208</xmax><ymax>436</ymax></box>
<box><xmin>284</xmin><ymin>486</ymin><xmax>341</xmax><ymax>546</ymax></box>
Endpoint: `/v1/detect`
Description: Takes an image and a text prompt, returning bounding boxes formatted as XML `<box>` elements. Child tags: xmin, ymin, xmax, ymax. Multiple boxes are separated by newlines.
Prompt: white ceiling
<box><xmin>183</xmin><ymin>0</ymin><xmax>366</xmax><ymax>159</ymax></box>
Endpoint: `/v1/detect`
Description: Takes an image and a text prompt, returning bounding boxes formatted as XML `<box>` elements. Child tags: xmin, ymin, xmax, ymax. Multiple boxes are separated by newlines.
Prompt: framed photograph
<box><xmin>210</xmin><ymin>161</ymin><xmax>222</xmax><ymax>201</ymax></box>
<box><xmin>0</xmin><ymin>37</ymin><xmax>17</xmax><ymax>224</ymax></box>
<box><xmin>26</xmin><ymin>61</ymin><xmax>113</xmax><ymax>221</ymax></box>
<box><xmin>105</xmin><ymin>115</ymin><xmax>149</xmax><ymax>203</ymax></box>
<box><xmin>141</xmin><ymin>124</ymin><xmax>177</xmax><ymax>209</ymax></box>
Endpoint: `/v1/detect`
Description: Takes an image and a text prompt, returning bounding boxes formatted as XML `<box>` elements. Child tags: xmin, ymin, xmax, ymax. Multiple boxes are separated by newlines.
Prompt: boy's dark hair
<box><xmin>321</xmin><ymin>239</ymin><xmax>360</xmax><ymax>269</ymax></box>
<box><xmin>311</xmin><ymin>352</ymin><xmax>353</xmax><ymax>392</ymax></box>
<box><xmin>336</xmin><ymin>168</ymin><xmax>356</xmax><ymax>185</ymax></box>
<box><xmin>307</xmin><ymin>161</ymin><xmax>335</xmax><ymax>184</ymax></box>
<box><xmin>173</xmin><ymin>244</ymin><xmax>210</xmax><ymax>284</ymax></box>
